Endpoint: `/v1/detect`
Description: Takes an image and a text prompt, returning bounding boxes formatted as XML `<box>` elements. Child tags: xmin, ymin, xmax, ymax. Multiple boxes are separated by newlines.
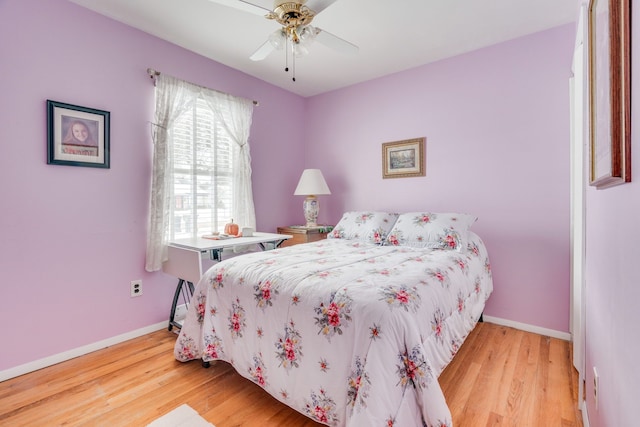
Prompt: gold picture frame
<box><xmin>588</xmin><ymin>0</ymin><xmax>631</xmax><ymax>189</ymax></box>
<box><xmin>382</xmin><ymin>137</ymin><xmax>425</xmax><ymax>179</ymax></box>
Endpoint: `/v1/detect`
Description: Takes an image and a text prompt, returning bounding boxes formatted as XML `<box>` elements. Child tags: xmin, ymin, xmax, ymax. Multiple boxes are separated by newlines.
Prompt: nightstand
<box><xmin>276</xmin><ymin>226</ymin><xmax>333</xmax><ymax>247</ymax></box>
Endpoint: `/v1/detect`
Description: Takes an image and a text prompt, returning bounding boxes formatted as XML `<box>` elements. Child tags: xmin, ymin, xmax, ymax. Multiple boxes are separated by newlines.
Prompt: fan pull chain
<box><xmin>285</xmin><ymin>36</ymin><xmax>289</xmax><ymax>73</ymax></box>
<box><xmin>292</xmin><ymin>42</ymin><xmax>296</xmax><ymax>82</ymax></box>
<box><xmin>283</xmin><ymin>34</ymin><xmax>296</xmax><ymax>82</ymax></box>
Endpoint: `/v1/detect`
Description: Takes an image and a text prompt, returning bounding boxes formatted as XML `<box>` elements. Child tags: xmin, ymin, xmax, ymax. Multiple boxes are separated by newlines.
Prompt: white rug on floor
<box><xmin>147</xmin><ymin>404</ymin><xmax>215</xmax><ymax>427</ymax></box>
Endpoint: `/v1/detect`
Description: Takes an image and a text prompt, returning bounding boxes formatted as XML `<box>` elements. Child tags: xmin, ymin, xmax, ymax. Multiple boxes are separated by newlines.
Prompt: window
<box><xmin>170</xmin><ymin>98</ymin><xmax>233</xmax><ymax>240</ymax></box>
<box><xmin>145</xmin><ymin>73</ymin><xmax>255</xmax><ymax>272</ymax></box>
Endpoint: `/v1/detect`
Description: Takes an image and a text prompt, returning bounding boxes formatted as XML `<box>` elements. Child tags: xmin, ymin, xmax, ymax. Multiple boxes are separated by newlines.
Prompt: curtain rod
<box><xmin>146</xmin><ymin>68</ymin><xmax>259</xmax><ymax>106</ymax></box>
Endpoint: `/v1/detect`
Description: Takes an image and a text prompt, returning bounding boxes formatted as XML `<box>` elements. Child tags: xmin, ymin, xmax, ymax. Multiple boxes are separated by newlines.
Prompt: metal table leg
<box><xmin>168</xmin><ymin>278</ymin><xmax>194</xmax><ymax>331</ymax></box>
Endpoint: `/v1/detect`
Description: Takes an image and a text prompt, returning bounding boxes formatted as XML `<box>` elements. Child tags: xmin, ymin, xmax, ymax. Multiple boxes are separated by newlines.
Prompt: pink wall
<box><xmin>583</xmin><ymin>4</ymin><xmax>640</xmax><ymax>425</ymax></box>
<box><xmin>304</xmin><ymin>25</ymin><xmax>575</xmax><ymax>333</ymax></box>
<box><xmin>0</xmin><ymin>0</ymin><xmax>304</xmax><ymax>371</ymax></box>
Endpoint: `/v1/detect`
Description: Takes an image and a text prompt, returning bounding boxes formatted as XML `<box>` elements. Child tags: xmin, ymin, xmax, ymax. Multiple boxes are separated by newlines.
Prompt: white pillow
<box><xmin>328</xmin><ymin>211</ymin><xmax>399</xmax><ymax>244</ymax></box>
<box><xmin>385</xmin><ymin>212</ymin><xmax>477</xmax><ymax>251</ymax></box>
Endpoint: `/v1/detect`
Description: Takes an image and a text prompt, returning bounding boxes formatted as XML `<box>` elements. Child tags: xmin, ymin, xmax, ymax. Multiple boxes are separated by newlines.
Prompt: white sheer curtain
<box><xmin>145</xmin><ymin>74</ymin><xmax>256</xmax><ymax>272</ymax></box>
<box><xmin>202</xmin><ymin>91</ymin><xmax>256</xmax><ymax>233</ymax></box>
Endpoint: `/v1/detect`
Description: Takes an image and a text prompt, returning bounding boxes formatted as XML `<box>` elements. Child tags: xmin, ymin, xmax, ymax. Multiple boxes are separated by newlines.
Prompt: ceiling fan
<box><xmin>210</xmin><ymin>0</ymin><xmax>358</xmax><ymax>81</ymax></box>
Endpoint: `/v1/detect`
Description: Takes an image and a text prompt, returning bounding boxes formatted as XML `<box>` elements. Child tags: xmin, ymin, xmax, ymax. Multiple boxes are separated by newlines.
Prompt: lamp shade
<box><xmin>294</xmin><ymin>169</ymin><xmax>331</xmax><ymax>196</ymax></box>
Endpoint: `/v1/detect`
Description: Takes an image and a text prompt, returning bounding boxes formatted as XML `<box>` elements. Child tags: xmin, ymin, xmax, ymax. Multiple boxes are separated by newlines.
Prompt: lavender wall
<box><xmin>583</xmin><ymin>4</ymin><xmax>640</xmax><ymax>425</ymax></box>
<box><xmin>0</xmin><ymin>0</ymin><xmax>576</xmax><ymax>375</ymax></box>
<box><xmin>304</xmin><ymin>25</ymin><xmax>575</xmax><ymax>333</ymax></box>
<box><xmin>0</xmin><ymin>0</ymin><xmax>304</xmax><ymax>371</ymax></box>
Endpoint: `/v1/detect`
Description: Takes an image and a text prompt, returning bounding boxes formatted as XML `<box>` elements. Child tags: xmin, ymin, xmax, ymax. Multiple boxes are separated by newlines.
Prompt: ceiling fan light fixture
<box><xmin>239</xmin><ymin>0</ymin><xmax>358</xmax><ymax>82</ymax></box>
<box><xmin>293</xmin><ymin>42</ymin><xmax>309</xmax><ymax>57</ymax></box>
<box><xmin>297</xmin><ymin>24</ymin><xmax>316</xmax><ymax>45</ymax></box>
<box><xmin>268</xmin><ymin>28</ymin><xmax>286</xmax><ymax>50</ymax></box>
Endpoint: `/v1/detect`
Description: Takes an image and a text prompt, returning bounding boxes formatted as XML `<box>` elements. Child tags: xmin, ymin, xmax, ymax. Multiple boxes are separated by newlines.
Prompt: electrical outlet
<box><xmin>131</xmin><ymin>279</ymin><xmax>143</xmax><ymax>297</ymax></box>
<box><xmin>593</xmin><ymin>366</ymin><xmax>599</xmax><ymax>411</ymax></box>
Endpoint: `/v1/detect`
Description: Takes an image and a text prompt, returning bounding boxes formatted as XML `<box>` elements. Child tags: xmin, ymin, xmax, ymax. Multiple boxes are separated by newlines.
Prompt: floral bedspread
<box><xmin>175</xmin><ymin>233</ymin><xmax>493</xmax><ymax>427</ymax></box>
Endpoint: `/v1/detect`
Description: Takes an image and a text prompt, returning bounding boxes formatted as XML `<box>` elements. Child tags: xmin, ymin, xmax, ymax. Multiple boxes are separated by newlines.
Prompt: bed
<box><xmin>174</xmin><ymin>211</ymin><xmax>493</xmax><ymax>426</ymax></box>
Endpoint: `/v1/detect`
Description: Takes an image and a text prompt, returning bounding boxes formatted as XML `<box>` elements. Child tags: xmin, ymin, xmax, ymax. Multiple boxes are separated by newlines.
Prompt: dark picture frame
<box><xmin>588</xmin><ymin>0</ymin><xmax>631</xmax><ymax>189</ymax></box>
<box><xmin>47</xmin><ymin>100</ymin><xmax>110</xmax><ymax>168</ymax></box>
<box><xmin>382</xmin><ymin>137</ymin><xmax>426</xmax><ymax>179</ymax></box>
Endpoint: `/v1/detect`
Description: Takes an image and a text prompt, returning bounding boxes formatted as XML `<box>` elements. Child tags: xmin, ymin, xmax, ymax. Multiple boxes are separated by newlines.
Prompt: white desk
<box><xmin>162</xmin><ymin>232</ymin><xmax>291</xmax><ymax>331</ymax></box>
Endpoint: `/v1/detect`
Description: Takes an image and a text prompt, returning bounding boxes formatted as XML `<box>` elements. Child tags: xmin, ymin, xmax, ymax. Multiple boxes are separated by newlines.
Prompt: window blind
<box><xmin>170</xmin><ymin>98</ymin><xmax>234</xmax><ymax>240</ymax></box>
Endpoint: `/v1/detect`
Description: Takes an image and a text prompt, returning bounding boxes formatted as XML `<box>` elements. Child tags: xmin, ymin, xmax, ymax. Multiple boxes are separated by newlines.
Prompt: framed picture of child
<box><xmin>47</xmin><ymin>100</ymin><xmax>110</xmax><ymax>168</ymax></box>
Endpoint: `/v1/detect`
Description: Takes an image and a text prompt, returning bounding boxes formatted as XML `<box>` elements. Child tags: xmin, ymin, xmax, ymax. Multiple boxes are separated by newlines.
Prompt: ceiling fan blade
<box><xmin>209</xmin><ymin>0</ymin><xmax>338</xmax><ymax>17</ymax></box>
<box><xmin>207</xmin><ymin>0</ymin><xmax>270</xmax><ymax>16</ymax></box>
<box><xmin>237</xmin><ymin>0</ymin><xmax>273</xmax><ymax>13</ymax></box>
<box><xmin>250</xmin><ymin>40</ymin><xmax>276</xmax><ymax>61</ymax></box>
<box><xmin>315</xmin><ymin>28</ymin><xmax>358</xmax><ymax>55</ymax></box>
<box><xmin>305</xmin><ymin>0</ymin><xmax>338</xmax><ymax>14</ymax></box>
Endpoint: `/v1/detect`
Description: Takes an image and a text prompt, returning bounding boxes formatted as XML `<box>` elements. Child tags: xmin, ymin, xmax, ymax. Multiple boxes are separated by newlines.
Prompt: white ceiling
<box><xmin>68</xmin><ymin>0</ymin><xmax>579</xmax><ymax>97</ymax></box>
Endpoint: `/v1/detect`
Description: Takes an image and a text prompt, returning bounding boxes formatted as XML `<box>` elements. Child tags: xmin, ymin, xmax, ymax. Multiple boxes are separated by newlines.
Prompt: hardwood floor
<box><xmin>439</xmin><ymin>323</ymin><xmax>583</xmax><ymax>427</ymax></box>
<box><xmin>0</xmin><ymin>322</ymin><xmax>583</xmax><ymax>427</ymax></box>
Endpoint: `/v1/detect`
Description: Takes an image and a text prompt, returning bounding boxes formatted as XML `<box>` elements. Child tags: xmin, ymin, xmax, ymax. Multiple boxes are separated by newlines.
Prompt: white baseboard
<box><xmin>0</xmin><ymin>303</ymin><xmax>192</xmax><ymax>383</ymax></box>
<box><xmin>0</xmin><ymin>320</ymin><xmax>169</xmax><ymax>382</ymax></box>
<box><xmin>1</xmin><ymin>309</ymin><xmax>565</xmax><ymax>383</ymax></box>
<box><xmin>484</xmin><ymin>315</ymin><xmax>571</xmax><ymax>341</ymax></box>
<box><xmin>581</xmin><ymin>399</ymin><xmax>590</xmax><ymax>427</ymax></box>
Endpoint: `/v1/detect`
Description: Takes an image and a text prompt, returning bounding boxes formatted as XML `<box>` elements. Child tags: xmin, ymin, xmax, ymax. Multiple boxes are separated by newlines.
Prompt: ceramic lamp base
<box><xmin>302</xmin><ymin>195</ymin><xmax>319</xmax><ymax>227</ymax></box>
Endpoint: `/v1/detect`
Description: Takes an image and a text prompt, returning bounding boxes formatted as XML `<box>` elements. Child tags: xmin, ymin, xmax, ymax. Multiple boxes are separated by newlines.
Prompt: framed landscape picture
<box><xmin>382</xmin><ymin>137</ymin><xmax>425</xmax><ymax>179</ymax></box>
<box><xmin>47</xmin><ymin>100</ymin><xmax>110</xmax><ymax>168</ymax></box>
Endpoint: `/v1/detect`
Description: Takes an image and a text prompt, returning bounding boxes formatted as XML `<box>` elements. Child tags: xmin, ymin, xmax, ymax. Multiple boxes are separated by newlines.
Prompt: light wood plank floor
<box><xmin>0</xmin><ymin>322</ymin><xmax>582</xmax><ymax>426</ymax></box>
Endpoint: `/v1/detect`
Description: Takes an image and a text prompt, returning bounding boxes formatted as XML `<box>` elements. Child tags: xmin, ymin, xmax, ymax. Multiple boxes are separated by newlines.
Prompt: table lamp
<box><xmin>293</xmin><ymin>169</ymin><xmax>331</xmax><ymax>227</ymax></box>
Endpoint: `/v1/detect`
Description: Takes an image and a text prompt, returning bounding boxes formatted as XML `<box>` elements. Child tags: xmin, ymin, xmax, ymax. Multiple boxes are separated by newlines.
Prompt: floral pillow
<box><xmin>385</xmin><ymin>212</ymin><xmax>477</xmax><ymax>251</ymax></box>
<box><xmin>328</xmin><ymin>211</ymin><xmax>399</xmax><ymax>244</ymax></box>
